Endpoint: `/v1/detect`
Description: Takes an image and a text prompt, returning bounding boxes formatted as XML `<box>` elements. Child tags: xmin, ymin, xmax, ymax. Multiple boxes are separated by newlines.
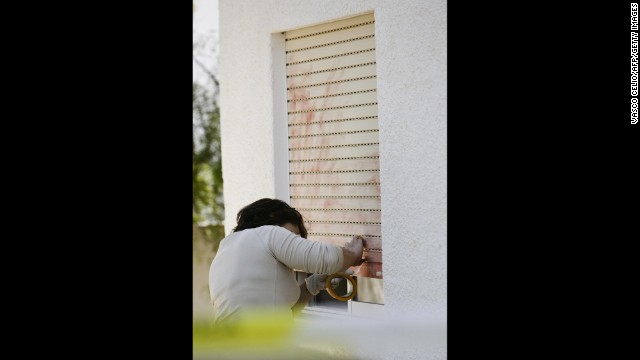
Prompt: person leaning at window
<box><xmin>209</xmin><ymin>198</ymin><xmax>364</xmax><ymax>323</ymax></box>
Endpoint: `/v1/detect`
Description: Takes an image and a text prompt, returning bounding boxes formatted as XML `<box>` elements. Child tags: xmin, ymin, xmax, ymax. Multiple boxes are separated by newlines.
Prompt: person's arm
<box><xmin>265</xmin><ymin>227</ymin><xmax>364</xmax><ymax>313</ymax></box>
<box><xmin>267</xmin><ymin>226</ymin><xmax>365</xmax><ymax>274</ymax></box>
<box><xmin>266</xmin><ymin>226</ymin><xmax>347</xmax><ymax>274</ymax></box>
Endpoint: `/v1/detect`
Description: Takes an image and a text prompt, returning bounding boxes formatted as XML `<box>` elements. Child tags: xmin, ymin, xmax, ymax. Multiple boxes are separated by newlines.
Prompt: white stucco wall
<box><xmin>218</xmin><ymin>0</ymin><xmax>446</xmax><ymax>358</ymax></box>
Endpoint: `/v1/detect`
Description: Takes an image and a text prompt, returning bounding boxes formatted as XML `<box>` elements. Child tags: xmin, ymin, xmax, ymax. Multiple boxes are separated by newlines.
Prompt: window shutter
<box><xmin>285</xmin><ymin>13</ymin><xmax>382</xmax><ymax>279</ymax></box>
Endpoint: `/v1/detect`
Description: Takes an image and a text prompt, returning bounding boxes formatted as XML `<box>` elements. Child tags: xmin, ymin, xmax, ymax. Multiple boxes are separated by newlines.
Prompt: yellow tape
<box><xmin>325</xmin><ymin>272</ymin><xmax>357</xmax><ymax>301</ymax></box>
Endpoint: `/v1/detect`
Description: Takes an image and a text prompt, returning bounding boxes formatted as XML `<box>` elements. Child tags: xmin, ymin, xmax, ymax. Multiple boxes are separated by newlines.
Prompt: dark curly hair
<box><xmin>233</xmin><ymin>198</ymin><xmax>307</xmax><ymax>238</ymax></box>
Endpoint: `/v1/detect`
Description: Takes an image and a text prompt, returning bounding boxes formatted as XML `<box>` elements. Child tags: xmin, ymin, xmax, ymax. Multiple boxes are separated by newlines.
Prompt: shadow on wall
<box><xmin>193</xmin><ymin>223</ymin><xmax>225</xmax><ymax>321</ymax></box>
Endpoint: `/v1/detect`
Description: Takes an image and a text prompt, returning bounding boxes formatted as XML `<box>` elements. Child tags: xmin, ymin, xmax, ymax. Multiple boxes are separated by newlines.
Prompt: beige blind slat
<box><xmin>361</xmin><ymin>251</ymin><xmax>382</xmax><ymax>263</ymax></box>
<box><xmin>286</xmin><ymin>50</ymin><xmax>376</xmax><ymax>77</ymax></box>
<box><xmin>289</xmin><ymin>132</ymin><xmax>379</xmax><ymax>149</ymax></box>
<box><xmin>285</xmin><ymin>14</ymin><xmax>374</xmax><ymax>40</ymax></box>
<box><xmin>289</xmin><ymin>197</ymin><xmax>381</xmax><ymax>210</ymax></box>
<box><xmin>288</xmin><ymin>144</ymin><xmax>379</xmax><ymax>161</ymax></box>
<box><xmin>307</xmin><ymin>223</ymin><xmax>381</xmax><ymax>236</ymax></box>
<box><xmin>287</xmin><ymin>104</ymin><xmax>378</xmax><ymax>124</ymax></box>
<box><xmin>286</xmin><ymin>23</ymin><xmax>375</xmax><ymax>52</ymax></box>
<box><xmin>288</xmin><ymin>77</ymin><xmax>378</xmax><ymax>99</ymax></box>
<box><xmin>286</xmin><ymin>37</ymin><xmax>375</xmax><ymax>65</ymax></box>
<box><xmin>288</xmin><ymin>91</ymin><xmax>377</xmax><ymax>113</ymax></box>
<box><xmin>289</xmin><ymin>117</ymin><xmax>379</xmax><ymax>136</ymax></box>
<box><xmin>287</xmin><ymin>64</ymin><xmax>377</xmax><ymax>89</ymax></box>
<box><xmin>289</xmin><ymin>185</ymin><xmax>381</xmax><ymax>198</ymax></box>
<box><xmin>299</xmin><ymin>211</ymin><xmax>381</xmax><ymax>224</ymax></box>
<box><xmin>289</xmin><ymin>172</ymin><xmax>379</xmax><ymax>185</ymax></box>
<box><xmin>290</xmin><ymin>158</ymin><xmax>380</xmax><ymax>172</ymax></box>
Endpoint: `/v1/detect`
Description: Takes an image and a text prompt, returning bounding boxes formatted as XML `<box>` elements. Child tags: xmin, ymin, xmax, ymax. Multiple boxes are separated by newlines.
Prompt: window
<box><xmin>285</xmin><ymin>13</ymin><xmax>384</xmax><ymax>314</ymax></box>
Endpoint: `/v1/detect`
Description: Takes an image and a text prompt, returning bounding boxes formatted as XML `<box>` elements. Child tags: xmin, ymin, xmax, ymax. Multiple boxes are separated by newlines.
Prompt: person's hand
<box><xmin>341</xmin><ymin>235</ymin><xmax>365</xmax><ymax>271</ymax></box>
<box><xmin>305</xmin><ymin>269</ymin><xmax>355</xmax><ymax>296</ymax></box>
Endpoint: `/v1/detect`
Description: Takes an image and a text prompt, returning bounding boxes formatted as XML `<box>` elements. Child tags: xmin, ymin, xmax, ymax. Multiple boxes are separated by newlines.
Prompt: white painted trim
<box><xmin>300</xmin><ymin>306</ymin><xmax>349</xmax><ymax>319</ymax></box>
<box><xmin>350</xmin><ymin>301</ymin><xmax>384</xmax><ymax>317</ymax></box>
<box><xmin>271</xmin><ymin>31</ymin><xmax>291</xmax><ymax>202</ymax></box>
<box><xmin>302</xmin><ymin>299</ymin><xmax>384</xmax><ymax>320</ymax></box>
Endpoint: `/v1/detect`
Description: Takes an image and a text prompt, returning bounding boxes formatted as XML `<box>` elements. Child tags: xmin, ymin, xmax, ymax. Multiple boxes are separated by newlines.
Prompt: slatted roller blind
<box><xmin>285</xmin><ymin>13</ymin><xmax>383</xmax><ymax>279</ymax></box>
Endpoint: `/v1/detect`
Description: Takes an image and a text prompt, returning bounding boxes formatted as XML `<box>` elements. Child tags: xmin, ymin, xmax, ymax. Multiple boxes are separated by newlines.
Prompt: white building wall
<box><xmin>219</xmin><ymin>0</ymin><xmax>446</xmax><ymax>357</ymax></box>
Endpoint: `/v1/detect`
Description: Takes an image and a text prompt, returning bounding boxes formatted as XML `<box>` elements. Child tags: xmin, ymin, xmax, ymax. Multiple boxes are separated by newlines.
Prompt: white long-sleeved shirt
<box><xmin>208</xmin><ymin>225</ymin><xmax>344</xmax><ymax>323</ymax></box>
